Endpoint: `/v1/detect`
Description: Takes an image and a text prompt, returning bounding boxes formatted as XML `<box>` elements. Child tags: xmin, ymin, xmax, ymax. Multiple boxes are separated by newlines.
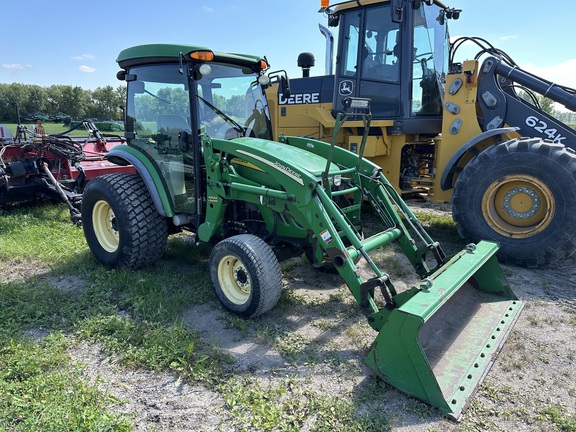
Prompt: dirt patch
<box><xmin>69</xmin><ymin>341</ymin><xmax>227</xmax><ymax>432</ymax></box>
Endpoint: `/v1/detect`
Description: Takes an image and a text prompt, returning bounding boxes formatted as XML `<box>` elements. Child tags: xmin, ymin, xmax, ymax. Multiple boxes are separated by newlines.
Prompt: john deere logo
<box><xmin>339</xmin><ymin>80</ymin><xmax>353</xmax><ymax>96</ymax></box>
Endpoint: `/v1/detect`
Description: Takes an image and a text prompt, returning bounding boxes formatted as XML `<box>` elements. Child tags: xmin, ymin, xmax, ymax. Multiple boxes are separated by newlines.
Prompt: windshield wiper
<box><xmin>197</xmin><ymin>95</ymin><xmax>245</xmax><ymax>134</ymax></box>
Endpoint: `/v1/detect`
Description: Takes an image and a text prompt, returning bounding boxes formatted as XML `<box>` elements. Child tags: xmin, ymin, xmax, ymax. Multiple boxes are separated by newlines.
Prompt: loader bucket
<box><xmin>365</xmin><ymin>241</ymin><xmax>523</xmax><ymax>420</ymax></box>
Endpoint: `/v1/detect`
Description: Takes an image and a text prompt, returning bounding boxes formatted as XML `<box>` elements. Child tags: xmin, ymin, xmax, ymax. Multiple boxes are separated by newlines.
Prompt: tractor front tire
<box><xmin>82</xmin><ymin>173</ymin><xmax>168</xmax><ymax>269</ymax></box>
<box><xmin>452</xmin><ymin>138</ymin><xmax>576</xmax><ymax>267</ymax></box>
<box><xmin>210</xmin><ymin>234</ymin><xmax>282</xmax><ymax>318</ymax></box>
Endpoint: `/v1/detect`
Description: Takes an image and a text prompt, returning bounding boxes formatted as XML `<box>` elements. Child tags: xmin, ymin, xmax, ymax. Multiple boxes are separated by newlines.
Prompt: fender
<box><xmin>440</xmin><ymin>127</ymin><xmax>519</xmax><ymax>191</ymax></box>
<box><xmin>105</xmin><ymin>145</ymin><xmax>174</xmax><ymax>217</ymax></box>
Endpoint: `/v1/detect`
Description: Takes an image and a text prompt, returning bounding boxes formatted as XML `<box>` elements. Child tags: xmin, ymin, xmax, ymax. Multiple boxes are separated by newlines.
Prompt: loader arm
<box><xmin>477</xmin><ymin>55</ymin><xmax>576</xmax><ymax>149</ymax></box>
<box><xmin>199</xmin><ymin>109</ymin><xmax>523</xmax><ymax>420</ymax></box>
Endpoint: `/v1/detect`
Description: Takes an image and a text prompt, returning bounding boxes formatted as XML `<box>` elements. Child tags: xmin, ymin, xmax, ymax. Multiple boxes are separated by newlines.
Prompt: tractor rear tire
<box><xmin>452</xmin><ymin>138</ymin><xmax>576</xmax><ymax>267</ymax></box>
<box><xmin>210</xmin><ymin>234</ymin><xmax>282</xmax><ymax>318</ymax></box>
<box><xmin>82</xmin><ymin>173</ymin><xmax>168</xmax><ymax>269</ymax></box>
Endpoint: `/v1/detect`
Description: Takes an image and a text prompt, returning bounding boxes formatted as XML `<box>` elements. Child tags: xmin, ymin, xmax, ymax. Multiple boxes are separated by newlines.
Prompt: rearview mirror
<box><xmin>131</xmin><ymin>81</ymin><xmax>145</xmax><ymax>94</ymax></box>
<box><xmin>267</xmin><ymin>70</ymin><xmax>291</xmax><ymax>99</ymax></box>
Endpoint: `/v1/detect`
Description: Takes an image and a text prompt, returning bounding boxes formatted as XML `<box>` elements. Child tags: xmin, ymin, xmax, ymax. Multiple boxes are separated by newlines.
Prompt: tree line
<box><xmin>0</xmin><ymin>83</ymin><xmax>125</xmax><ymax>123</ymax></box>
<box><xmin>2</xmin><ymin>81</ymin><xmax>575</xmax><ymax>128</ymax></box>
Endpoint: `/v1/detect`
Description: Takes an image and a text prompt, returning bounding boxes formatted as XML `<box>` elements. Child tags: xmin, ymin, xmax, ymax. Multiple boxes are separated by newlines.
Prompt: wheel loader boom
<box><xmin>82</xmin><ymin>42</ymin><xmax>524</xmax><ymax>420</ymax></box>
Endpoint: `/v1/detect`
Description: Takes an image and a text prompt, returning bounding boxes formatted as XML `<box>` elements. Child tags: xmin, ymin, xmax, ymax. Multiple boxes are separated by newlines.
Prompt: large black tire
<box><xmin>82</xmin><ymin>173</ymin><xmax>168</xmax><ymax>269</ymax></box>
<box><xmin>210</xmin><ymin>234</ymin><xmax>282</xmax><ymax>318</ymax></box>
<box><xmin>452</xmin><ymin>138</ymin><xmax>576</xmax><ymax>267</ymax></box>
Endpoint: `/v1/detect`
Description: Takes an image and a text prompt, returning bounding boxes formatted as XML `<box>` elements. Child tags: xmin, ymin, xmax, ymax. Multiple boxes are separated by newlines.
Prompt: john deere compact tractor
<box><xmin>81</xmin><ymin>44</ymin><xmax>522</xmax><ymax>419</ymax></box>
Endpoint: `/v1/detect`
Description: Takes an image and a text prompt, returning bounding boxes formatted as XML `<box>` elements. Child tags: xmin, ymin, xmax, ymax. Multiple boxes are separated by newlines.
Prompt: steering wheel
<box><xmin>414</xmin><ymin>52</ymin><xmax>434</xmax><ymax>64</ymax></box>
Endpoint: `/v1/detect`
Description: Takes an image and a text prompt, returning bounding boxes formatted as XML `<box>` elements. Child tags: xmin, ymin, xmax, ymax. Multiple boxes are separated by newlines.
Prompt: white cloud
<box><xmin>519</xmin><ymin>59</ymin><xmax>576</xmax><ymax>112</ymax></box>
<box><xmin>498</xmin><ymin>35</ymin><xmax>518</xmax><ymax>42</ymax></box>
<box><xmin>2</xmin><ymin>63</ymin><xmax>33</xmax><ymax>70</ymax></box>
<box><xmin>203</xmin><ymin>5</ymin><xmax>214</xmax><ymax>12</ymax></box>
<box><xmin>78</xmin><ymin>65</ymin><xmax>96</xmax><ymax>73</ymax></box>
<box><xmin>72</xmin><ymin>54</ymin><xmax>95</xmax><ymax>61</ymax></box>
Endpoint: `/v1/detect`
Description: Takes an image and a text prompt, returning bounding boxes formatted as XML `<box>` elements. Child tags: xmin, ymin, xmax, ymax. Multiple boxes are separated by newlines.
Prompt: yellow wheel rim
<box><xmin>92</xmin><ymin>200</ymin><xmax>119</xmax><ymax>253</ymax></box>
<box><xmin>482</xmin><ymin>174</ymin><xmax>555</xmax><ymax>238</ymax></box>
<box><xmin>218</xmin><ymin>255</ymin><xmax>252</xmax><ymax>305</ymax></box>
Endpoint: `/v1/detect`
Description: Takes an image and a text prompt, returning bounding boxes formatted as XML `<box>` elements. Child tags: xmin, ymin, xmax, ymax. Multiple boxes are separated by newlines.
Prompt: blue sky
<box><xmin>1</xmin><ymin>0</ymin><xmax>575</xmax><ymax>93</ymax></box>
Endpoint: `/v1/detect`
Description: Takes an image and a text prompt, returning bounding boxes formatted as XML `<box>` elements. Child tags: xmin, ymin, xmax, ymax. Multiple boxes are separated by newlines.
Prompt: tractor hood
<box><xmin>228</xmin><ymin>137</ymin><xmax>340</xmax><ymax>187</ymax></box>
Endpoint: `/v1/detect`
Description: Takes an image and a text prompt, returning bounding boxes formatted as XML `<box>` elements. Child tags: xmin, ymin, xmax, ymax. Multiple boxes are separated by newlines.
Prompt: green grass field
<box><xmin>1</xmin><ymin>122</ymin><xmax>93</xmax><ymax>138</ymax></box>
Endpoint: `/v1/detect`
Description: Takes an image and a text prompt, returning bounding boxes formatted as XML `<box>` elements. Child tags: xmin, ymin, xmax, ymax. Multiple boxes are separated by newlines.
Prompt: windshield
<box><xmin>197</xmin><ymin>63</ymin><xmax>272</xmax><ymax>140</ymax></box>
<box><xmin>411</xmin><ymin>4</ymin><xmax>449</xmax><ymax>116</ymax></box>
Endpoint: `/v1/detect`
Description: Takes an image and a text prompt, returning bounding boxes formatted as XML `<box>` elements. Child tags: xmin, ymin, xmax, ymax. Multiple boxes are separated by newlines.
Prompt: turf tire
<box><xmin>82</xmin><ymin>173</ymin><xmax>168</xmax><ymax>269</ymax></box>
<box><xmin>210</xmin><ymin>234</ymin><xmax>282</xmax><ymax>318</ymax></box>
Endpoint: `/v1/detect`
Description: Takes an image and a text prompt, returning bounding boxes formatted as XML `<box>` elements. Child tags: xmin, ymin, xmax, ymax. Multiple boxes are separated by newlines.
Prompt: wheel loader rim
<box><xmin>217</xmin><ymin>254</ymin><xmax>252</xmax><ymax>305</ymax></box>
<box><xmin>482</xmin><ymin>174</ymin><xmax>555</xmax><ymax>238</ymax></box>
<box><xmin>92</xmin><ymin>200</ymin><xmax>120</xmax><ymax>253</ymax></box>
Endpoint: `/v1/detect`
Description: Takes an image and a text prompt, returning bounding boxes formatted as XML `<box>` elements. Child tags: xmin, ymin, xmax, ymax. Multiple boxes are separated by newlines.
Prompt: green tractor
<box><xmin>81</xmin><ymin>44</ymin><xmax>523</xmax><ymax>419</ymax></box>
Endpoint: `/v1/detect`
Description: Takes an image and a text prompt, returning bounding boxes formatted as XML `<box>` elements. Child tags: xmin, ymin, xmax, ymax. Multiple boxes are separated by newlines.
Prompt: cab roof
<box><xmin>116</xmin><ymin>43</ymin><xmax>266</xmax><ymax>70</ymax></box>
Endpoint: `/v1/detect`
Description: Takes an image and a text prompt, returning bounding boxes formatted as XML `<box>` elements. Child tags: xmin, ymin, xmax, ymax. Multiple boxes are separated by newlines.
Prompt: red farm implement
<box><xmin>0</xmin><ymin>120</ymin><xmax>133</xmax><ymax>224</ymax></box>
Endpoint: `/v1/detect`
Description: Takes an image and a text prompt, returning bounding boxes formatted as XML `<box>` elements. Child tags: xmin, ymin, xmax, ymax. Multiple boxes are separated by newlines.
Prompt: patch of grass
<box><xmin>0</xmin><ymin>278</ymin><xmax>94</xmax><ymax>340</ymax></box>
<box><xmin>537</xmin><ymin>405</ymin><xmax>576</xmax><ymax>431</ymax></box>
<box><xmin>372</xmin><ymin>246</ymin><xmax>410</xmax><ymax>278</ymax></box>
<box><xmin>527</xmin><ymin>314</ymin><xmax>541</xmax><ymax>326</ymax></box>
<box><xmin>222</xmin><ymin>313</ymin><xmax>252</xmax><ymax>337</ymax></box>
<box><xmin>480</xmin><ymin>381</ymin><xmax>515</xmax><ymax>403</ymax></box>
<box><xmin>311</xmin><ymin>318</ymin><xmax>335</xmax><ymax>331</ymax></box>
<box><xmin>1</xmin><ymin>122</ymin><xmax>93</xmax><ymax>137</ymax></box>
<box><xmin>281</xmin><ymin>256</ymin><xmax>307</xmax><ymax>274</ymax></box>
<box><xmin>221</xmin><ymin>377</ymin><xmax>390</xmax><ymax>432</ymax></box>
<box><xmin>0</xmin><ymin>333</ymin><xmax>132</xmax><ymax>431</ymax></box>
<box><xmin>0</xmin><ymin>202</ymin><xmax>231</xmax><ymax>427</ymax></box>
<box><xmin>411</xmin><ymin>210</ymin><xmax>463</xmax><ymax>244</ymax></box>
<box><xmin>254</xmin><ymin>325</ymin><xmax>311</xmax><ymax>362</ymax></box>
<box><xmin>0</xmin><ymin>203</ymin><xmax>86</xmax><ymax>262</ymax></box>
<box><xmin>75</xmin><ymin>315</ymin><xmax>222</xmax><ymax>384</ymax></box>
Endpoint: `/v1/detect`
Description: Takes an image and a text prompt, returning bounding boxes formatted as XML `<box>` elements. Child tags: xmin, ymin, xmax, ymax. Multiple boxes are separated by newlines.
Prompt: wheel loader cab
<box><xmin>333</xmin><ymin>0</ymin><xmax>448</xmax><ymax>133</ymax></box>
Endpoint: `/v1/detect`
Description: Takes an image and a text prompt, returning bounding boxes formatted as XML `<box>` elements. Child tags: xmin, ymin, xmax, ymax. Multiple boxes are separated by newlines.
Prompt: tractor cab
<box><xmin>327</xmin><ymin>0</ymin><xmax>454</xmax><ymax>134</ymax></box>
<box><xmin>114</xmin><ymin>45</ymin><xmax>273</xmax><ymax>222</ymax></box>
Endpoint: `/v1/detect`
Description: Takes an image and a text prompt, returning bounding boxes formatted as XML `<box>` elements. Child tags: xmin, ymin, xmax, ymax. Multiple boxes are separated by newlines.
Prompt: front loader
<box><xmin>81</xmin><ymin>44</ymin><xmax>522</xmax><ymax>419</ymax></box>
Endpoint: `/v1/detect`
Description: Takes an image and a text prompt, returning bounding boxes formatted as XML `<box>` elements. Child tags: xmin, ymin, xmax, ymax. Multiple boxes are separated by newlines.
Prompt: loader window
<box><xmin>361</xmin><ymin>7</ymin><xmax>400</xmax><ymax>82</ymax></box>
<box><xmin>339</xmin><ymin>12</ymin><xmax>361</xmax><ymax>77</ymax></box>
<box><xmin>411</xmin><ymin>4</ymin><xmax>448</xmax><ymax>116</ymax></box>
<box><xmin>335</xmin><ymin>5</ymin><xmax>402</xmax><ymax>118</ymax></box>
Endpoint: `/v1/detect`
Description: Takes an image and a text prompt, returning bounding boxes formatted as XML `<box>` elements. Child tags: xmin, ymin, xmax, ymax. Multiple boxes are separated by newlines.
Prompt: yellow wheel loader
<box><xmin>266</xmin><ymin>0</ymin><xmax>576</xmax><ymax>268</ymax></box>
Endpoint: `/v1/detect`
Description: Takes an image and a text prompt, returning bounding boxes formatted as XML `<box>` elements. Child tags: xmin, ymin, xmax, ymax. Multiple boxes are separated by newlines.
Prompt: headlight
<box><xmin>333</xmin><ymin>174</ymin><xmax>342</xmax><ymax>187</ymax></box>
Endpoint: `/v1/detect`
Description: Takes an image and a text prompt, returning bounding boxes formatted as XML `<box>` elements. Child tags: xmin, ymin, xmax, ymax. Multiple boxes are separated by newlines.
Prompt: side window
<box><xmin>361</xmin><ymin>6</ymin><xmax>400</xmax><ymax>82</ymax></box>
<box><xmin>126</xmin><ymin>65</ymin><xmax>194</xmax><ymax>212</ymax></box>
<box><xmin>340</xmin><ymin>13</ymin><xmax>361</xmax><ymax>77</ymax></box>
<box><xmin>411</xmin><ymin>6</ymin><xmax>444</xmax><ymax>116</ymax></box>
